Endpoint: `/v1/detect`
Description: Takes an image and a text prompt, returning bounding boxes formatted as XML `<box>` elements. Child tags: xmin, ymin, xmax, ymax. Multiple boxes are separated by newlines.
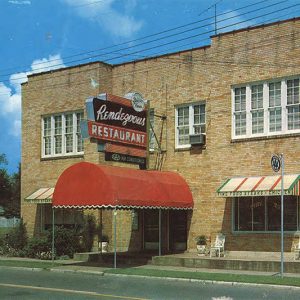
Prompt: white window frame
<box><xmin>175</xmin><ymin>102</ymin><xmax>206</xmax><ymax>149</ymax></box>
<box><xmin>41</xmin><ymin>111</ymin><xmax>84</xmax><ymax>158</ymax></box>
<box><xmin>232</xmin><ymin>76</ymin><xmax>300</xmax><ymax>140</ymax></box>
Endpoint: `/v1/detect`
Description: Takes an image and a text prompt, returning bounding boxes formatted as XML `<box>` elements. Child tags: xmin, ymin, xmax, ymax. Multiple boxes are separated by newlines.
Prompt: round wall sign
<box><xmin>124</xmin><ymin>92</ymin><xmax>146</xmax><ymax>112</ymax></box>
<box><xmin>271</xmin><ymin>155</ymin><xmax>281</xmax><ymax>172</ymax></box>
<box><xmin>131</xmin><ymin>93</ymin><xmax>145</xmax><ymax>112</ymax></box>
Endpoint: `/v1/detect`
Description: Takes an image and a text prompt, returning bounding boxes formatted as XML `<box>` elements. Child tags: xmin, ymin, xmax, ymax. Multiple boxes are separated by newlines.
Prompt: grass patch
<box><xmin>0</xmin><ymin>260</ymin><xmax>62</xmax><ymax>269</ymax></box>
<box><xmin>105</xmin><ymin>268</ymin><xmax>300</xmax><ymax>287</ymax></box>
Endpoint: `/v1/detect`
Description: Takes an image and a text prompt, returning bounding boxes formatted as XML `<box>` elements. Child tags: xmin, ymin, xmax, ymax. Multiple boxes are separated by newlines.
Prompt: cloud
<box><xmin>62</xmin><ymin>0</ymin><xmax>143</xmax><ymax>38</ymax></box>
<box><xmin>31</xmin><ymin>54</ymin><xmax>65</xmax><ymax>73</ymax></box>
<box><xmin>217</xmin><ymin>11</ymin><xmax>255</xmax><ymax>34</ymax></box>
<box><xmin>8</xmin><ymin>0</ymin><xmax>31</xmax><ymax>5</ymax></box>
<box><xmin>0</xmin><ymin>54</ymin><xmax>65</xmax><ymax>137</ymax></box>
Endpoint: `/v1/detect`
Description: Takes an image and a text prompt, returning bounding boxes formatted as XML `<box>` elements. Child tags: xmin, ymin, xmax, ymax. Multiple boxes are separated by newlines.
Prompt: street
<box><xmin>0</xmin><ymin>267</ymin><xmax>300</xmax><ymax>299</ymax></box>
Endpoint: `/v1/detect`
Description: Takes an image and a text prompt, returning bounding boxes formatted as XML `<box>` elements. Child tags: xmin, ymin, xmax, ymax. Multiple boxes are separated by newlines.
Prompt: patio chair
<box><xmin>293</xmin><ymin>236</ymin><xmax>300</xmax><ymax>260</ymax></box>
<box><xmin>210</xmin><ymin>233</ymin><xmax>225</xmax><ymax>258</ymax></box>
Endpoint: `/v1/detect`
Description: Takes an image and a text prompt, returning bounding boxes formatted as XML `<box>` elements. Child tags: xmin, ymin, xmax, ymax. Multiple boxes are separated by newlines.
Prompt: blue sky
<box><xmin>0</xmin><ymin>0</ymin><xmax>299</xmax><ymax>174</ymax></box>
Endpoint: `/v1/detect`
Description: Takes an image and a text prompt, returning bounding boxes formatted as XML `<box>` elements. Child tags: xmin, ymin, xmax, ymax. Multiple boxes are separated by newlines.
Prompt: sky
<box><xmin>0</xmin><ymin>0</ymin><xmax>299</xmax><ymax>174</ymax></box>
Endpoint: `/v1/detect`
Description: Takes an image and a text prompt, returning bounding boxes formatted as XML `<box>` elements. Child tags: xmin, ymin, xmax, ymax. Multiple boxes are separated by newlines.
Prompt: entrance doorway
<box><xmin>169</xmin><ymin>210</ymin><xmax>187</xmax><ymax>252</ymax></box>
<box><xmin>144</xmin><ymin>210</ymin><xmax>159</xmax><ymax>250</ymax></box>
<box><xmin>143</xmin><ymin>210</ymin><xmax>187</xmax><ymax>253</ymax></box>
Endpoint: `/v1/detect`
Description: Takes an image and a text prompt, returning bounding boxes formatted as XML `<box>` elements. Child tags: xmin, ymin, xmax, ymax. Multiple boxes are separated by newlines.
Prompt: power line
<box><xmin>16</xmin><ymin>29</ymin><xmax>300</xmax><ymax>97</ymax></box>
<box><xmin>1</xmin><ymin>16</ymin><xmax>298</xmax><ymax>98</ymax></box>
<box><xmin>1</xmin><ymin>7</ymin><xmax>298</xmax><ymax>94</ymax></box>
<box><xmin>0</xmin><ymin>0</ymin><xmax>279</xmax><ymax>77</ymax></box>
<box><xmin>1</xmin><ymin>0</ymin><xmax>293</xmax><ymax>87</ymax></box>
<box><xmin>101</xmin><ymin>1</ymin><xmax>294</xmax><ymax>63</ymax></box>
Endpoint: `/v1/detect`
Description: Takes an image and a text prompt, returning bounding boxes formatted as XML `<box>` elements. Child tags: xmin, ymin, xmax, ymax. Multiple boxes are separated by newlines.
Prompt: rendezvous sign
<box><xmin>83</xmin><ymin>93</ymin><xmax>148</xmax><ymax>168</ymax></box>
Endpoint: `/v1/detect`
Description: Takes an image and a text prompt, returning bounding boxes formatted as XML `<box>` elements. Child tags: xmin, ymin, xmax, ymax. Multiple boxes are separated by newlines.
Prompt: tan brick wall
<box><xmin>22</xmin><ymin>19</ymin><xmax>300</xmax><ymax>252</ymax></box>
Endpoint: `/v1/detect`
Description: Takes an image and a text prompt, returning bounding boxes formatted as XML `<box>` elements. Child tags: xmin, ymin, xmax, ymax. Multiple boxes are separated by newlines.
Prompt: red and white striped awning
<box><xmin>25</xmin><ymin>188</ymin><xmax>54</xmax><ymax>203</ymax></box>
<box><xmin>217</xmin><ymin>174</ymin><xmax>300</xmax><ymax>197</ymax></box>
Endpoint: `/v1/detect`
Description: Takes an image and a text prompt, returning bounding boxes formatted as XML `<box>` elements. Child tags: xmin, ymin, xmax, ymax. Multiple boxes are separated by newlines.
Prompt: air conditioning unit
<box><xmin>189</xmin><ymin>133</ymin><xmax>206</xmax><ymax>146</ymax></box>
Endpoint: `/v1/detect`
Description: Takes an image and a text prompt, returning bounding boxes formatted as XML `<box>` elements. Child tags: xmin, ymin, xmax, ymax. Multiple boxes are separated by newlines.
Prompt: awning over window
<box><xmin>217</xmin><ymin>174</ymin><xmax>300</xmax><ymax>197</ymax></box>
<box><xmin>25</xmin><ymin>188</ymin><xmax>54</xmax><ymax>203</ymax></box>
<box><xmin>52</xmin><ymin>162</ymin><xmax>193</xmax><ymax>210</ymax></box>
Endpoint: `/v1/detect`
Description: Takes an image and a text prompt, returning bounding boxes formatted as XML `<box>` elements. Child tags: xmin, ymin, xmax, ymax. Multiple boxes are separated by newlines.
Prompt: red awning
<box><xmin>52</xmin><ymin>162</ymin><xmax>193</xmax><ymax>210</ymax></box>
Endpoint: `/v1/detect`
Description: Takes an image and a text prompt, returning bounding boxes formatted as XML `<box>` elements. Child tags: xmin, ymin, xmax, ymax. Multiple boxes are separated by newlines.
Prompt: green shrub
<box><xmin>0</xmin><ymin>219</ymin><xmax>28</xmax><ymax>256</ymax></box>
<box><xmin>49</xmin><ymin>226</ymin><xmax>82</xmax><ymax>258</ymax></box>
<box><xmin>25</xmin><ymin>235</ymin><xmax>52</xmax><ymax>260</ymax></box>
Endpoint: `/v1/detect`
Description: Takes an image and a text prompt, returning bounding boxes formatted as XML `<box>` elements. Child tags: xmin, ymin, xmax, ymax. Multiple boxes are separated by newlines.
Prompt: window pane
<box><xmin>234</xmin><ymin>87</ymin><xmax>246</xmax><ymax>112</ymax></box>
<box><xmin>287</xmin><ymin>105</ymin><xmax>300</xmax><ymax>130</ymax></box>
<box><xmin>194</xmin><ymin>125</ymin><xmax>205</xmax><ymax>134</ymax></box>
<box><xmin>251</xmin><ymin>84</ymin><xmax>263</xmax><ymax>109</ymax></box>
<box><xmin>177</xmin><ymin>106</ymin><xmax>190</xmax><ymax>146</ymax></box>
<box><xmin>193</xmin><ymin>104</ymin><xmax>205</xmax><ymax>134</ymax></box>
<box><xmin>43</xmin><ymin>117</ymin><xmax>51</xmax><ymax>155</ymax></box>
<box><xmin>54</xmin><ymin>136</ymin><xmax>62</xmax><ymax>154</ymax></box>
<box><xmin>284</xmin><ymin>196</ymin><xmax>297</xmax><ymax>231</ymax></box>
<box><xmin>252</xmin><ymin>197</ymin><xmax>265</xmax><ymax>231</ymax></box>
<box><xmin>178</xmin><ymin>126</ymin><xmax>189</xmax><ymax>145</ymax></box>
<box><xmin>235</xmin><ymin>112</ymin><xmax>246</xmax><ymax>136</ymax></box>
<box><xmin>54</xmin><ymin>115</ymin><xmax>62</xmax><ymax>154</ymax></box>
<box><xmin>252</xmin><ymin>110</ymin><xmax>264</xmax><ymax>134</ymax></box>
<box><xmin>65</xmin><ymin>114</ymin><xmax>73</xmax><ymax>133</ymax></box>
<box><xmin>267</xmin><ymin>196</ymin><xmax>297</xmax><ymax>231</ymax></box>
<box><xmin>269</xmin><ymin>82</ymin><xmax>281</xmax><ymax>107</ymax></box>
<box><xmin>44</xmin><ymin>137</ymin><xmax>51</xmax><ymax>155</ymax></box>
<box><xmin>269</xmin><ymin>107</ymin><xmax>281</xmax><ymax>132</ymax></box>
<box><xmin>43</xmin><ymin>117</ymin><xmax>51</xmax><ymax>136</ymax></box>
<box><xmin>234</xmin><ymin>198</ymin><xmax>252</xmax><ymax>231</ymax></box>
<box><xmin>65</xmin><ymin>114</ymin><xmax>73</xmax><ymax>153</ymax></box>
<box><xmin>287</xmin><ymin>79</ymin><xmax>300</xmax><ymax>105</ymax></box>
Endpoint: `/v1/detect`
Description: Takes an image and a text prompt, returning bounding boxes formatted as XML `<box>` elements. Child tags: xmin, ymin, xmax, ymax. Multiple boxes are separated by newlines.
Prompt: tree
<box><xmin>0</xmin><ymin>154</ymin><xmax>20</xmax><ymax>218</ymax></box>
<box><xmin>0</xmin><ymin>154</ymin><xmax>11</xmax><ymax>214</ymax></box>
<box><xmin>7</xmin><ymin>163</ymin><xmax>21</xmax><ymax>217</ymax></box>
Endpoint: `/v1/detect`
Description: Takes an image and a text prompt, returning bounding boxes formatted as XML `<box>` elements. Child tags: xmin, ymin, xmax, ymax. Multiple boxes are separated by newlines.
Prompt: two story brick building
<box><xmin>22</xmin><ymin>17</ymin><xmax>300</xmax><ymax>253</ymax></box>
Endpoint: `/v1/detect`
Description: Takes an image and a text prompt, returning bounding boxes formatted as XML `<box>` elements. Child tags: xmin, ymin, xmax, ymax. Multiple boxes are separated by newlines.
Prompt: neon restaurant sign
<box><xmin>82</xmin><ymin>93</ymin><xmax>148</xmax><ymax>169</ymax></box>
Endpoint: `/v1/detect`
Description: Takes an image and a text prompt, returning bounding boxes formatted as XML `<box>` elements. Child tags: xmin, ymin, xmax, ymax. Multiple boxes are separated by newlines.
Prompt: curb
<box><xmin>103</xmin><ymin>272</ymin><xmax>300</xmax><ymax>290</ymax></box>
<box><xmin>0</xmin><ymin>266</ymin><xmax>43</xmax><ymax>272</ymax></box>
<box><xmin>49</xmin><ymin>268</ymin><xmax>104</xmax><ymax>276</ymax></box>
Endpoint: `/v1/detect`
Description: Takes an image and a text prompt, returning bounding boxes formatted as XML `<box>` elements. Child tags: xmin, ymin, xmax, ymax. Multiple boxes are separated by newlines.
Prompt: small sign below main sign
<box><xmin>271</xmin><ymin>154</ymin><xmax>281</xmax><ymax>172</ymax></box>
<box><xmin>105</xmin><ymin>152</ymin><xmax>146</xmax><ymax>169</ymax></box>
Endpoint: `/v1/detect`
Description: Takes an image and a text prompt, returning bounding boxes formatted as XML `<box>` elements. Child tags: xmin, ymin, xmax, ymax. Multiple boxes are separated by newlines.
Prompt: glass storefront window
<box><xmin>234</xmin><ymin>196</ymin><xmax>299</xmax><ymax>232</ymax></box>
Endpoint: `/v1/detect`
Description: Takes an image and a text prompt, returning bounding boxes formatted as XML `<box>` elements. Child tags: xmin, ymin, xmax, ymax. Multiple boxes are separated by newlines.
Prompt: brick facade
<box><xmin>22</xmin><ymin>18</ymin><xmax>300</xmax><ymax>252</ymax></box>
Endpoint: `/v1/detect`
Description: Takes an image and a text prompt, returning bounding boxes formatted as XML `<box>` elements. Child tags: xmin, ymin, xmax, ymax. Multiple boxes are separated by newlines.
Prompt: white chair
<box><xmin>210</xmin><ymin>233</ymin><xmax>225</xmax><ymax>258</ymax></box>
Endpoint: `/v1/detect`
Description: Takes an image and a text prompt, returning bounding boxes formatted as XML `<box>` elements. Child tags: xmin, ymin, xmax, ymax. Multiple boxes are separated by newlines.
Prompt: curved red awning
<box><xmin>52</xmin><ymin>162</ymin><xmax>193</xmax><ymax>210</ymax></box>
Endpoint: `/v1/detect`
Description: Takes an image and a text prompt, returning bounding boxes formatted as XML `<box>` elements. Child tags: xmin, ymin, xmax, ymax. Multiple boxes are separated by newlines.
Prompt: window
<box><xmin>232</xmin><ymin>76</ymin><xmax>300</xmax><ymax>139</ymax></box>
<box><xmin>234</xmin><ymin>196</ymin><xmax>299</xmax><ymax>232</ymax></box>
<box><xmin>176</xmin><ymin>102</ymin><xmax>206</xmax><ymax>148</ymax></box>
<box><xmin>42</xmin><ymin>111</ymin><xmax>84</xmax><ymax>158</ymax></box>
<box><xmin>269</xmin><ymin>82</ymin><xmax>282</xmax><ymax>132</ymax></box>
<box><xmin>234</xmin><ymin>87</ymin><xmax>246</xmax><ymax>136</ymax></box>
<box><xmin>287</xmin><ymin>79</ymin><xmax>300</xmax><ymax>130</ymax></box>
<box><xmin>44</xmin><ymin>204</ymin><xmax>84</xmax><ymax>230</ymax></box>
<box><xmin>251</xmin><ymin>84</ymin><xmax>264</xmax><ymax>134</ymax></box>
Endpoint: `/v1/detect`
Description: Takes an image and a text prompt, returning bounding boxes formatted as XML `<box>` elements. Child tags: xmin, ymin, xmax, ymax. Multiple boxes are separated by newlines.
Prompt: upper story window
<box><xmin>175</xmin><ymin>102</ymin><xmax>206</xmax><ymax>148</ymax></box>
<box><xmin>232</xmin><ymin>76</ymin><xmax>300</xmax><ymax>139</ymax></box>
<box><xmin>42</xmin><ymin>111</ymin><xmax>84</xmax><ymax>158</ymax></box>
